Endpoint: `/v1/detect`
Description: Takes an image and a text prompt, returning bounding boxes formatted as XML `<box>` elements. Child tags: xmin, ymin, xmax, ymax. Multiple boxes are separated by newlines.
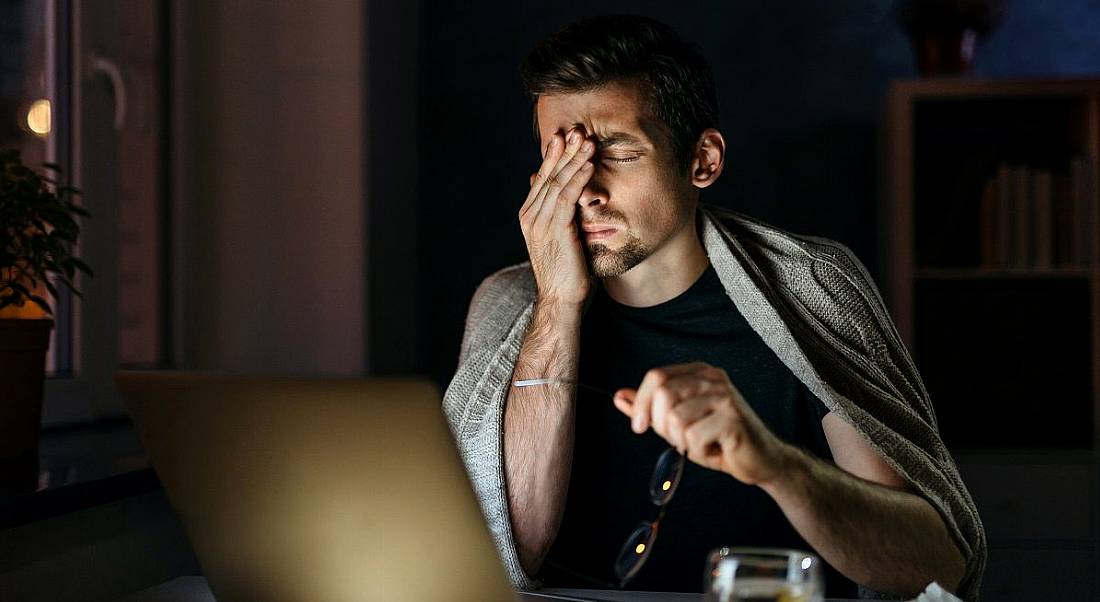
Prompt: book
<box><xmin>1013</xmin><ymin>165</ymin><xmax>1032</xmax><ymax>268</ymax></box>
<box><xmin>1084</xmin><ymin>159</ymin><xmax>1099</xmax><ymax>266</ymax></box>
<box><xmin>995</xmin><ymin>163</ymin><xmax>1013</xmax><ymax>267</ymax></box>
<box><xmin>1071</xmin><ymin>157</ymin><xmax>1087</xmax><ymax>265</ymax></box>
<box><xmin>1053</xmin><ymin>172</ymin><xmax>1074</xmax><ymax>266</ymax></box>
<box><xmin>979</xmin><ymin>175</ymin><xmax>997</xmax><ymax>268</ymax></box>
<box><xmin>1033</xmin><ymin>169</ymin><xmax>1053</xmax><ymax>268</ymax></box>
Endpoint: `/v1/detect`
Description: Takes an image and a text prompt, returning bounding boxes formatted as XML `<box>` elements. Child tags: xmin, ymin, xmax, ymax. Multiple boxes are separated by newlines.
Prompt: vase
<box><xmin>0</xmin><ymin>318</ymin><xmax>53</xmax><ymax>497</ymax></box>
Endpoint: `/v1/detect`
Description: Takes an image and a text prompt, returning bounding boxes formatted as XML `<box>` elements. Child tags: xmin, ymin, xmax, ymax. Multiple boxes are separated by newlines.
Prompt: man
<box><xmin>443</xmin><ymin>15</ymin><xmax>985</xmax><ymax>600</ymax></box>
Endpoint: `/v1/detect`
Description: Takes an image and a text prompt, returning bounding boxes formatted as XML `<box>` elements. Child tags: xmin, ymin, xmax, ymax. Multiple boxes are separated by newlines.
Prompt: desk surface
<box><xmin>122</xmin><ymin>576</ymin><xmax>858</xmax><ymax>601</ymax></box>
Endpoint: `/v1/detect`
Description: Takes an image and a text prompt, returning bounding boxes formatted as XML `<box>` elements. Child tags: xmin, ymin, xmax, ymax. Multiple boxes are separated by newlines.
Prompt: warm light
<box><xmin>661</xmin><ymin>480</ymin><xmax>671</xmax><ymax>491</ymax></box>
<box><xmin>635</xmin><ymin>543</ymin><xmax>646</xmax><ymax>555</ymax></box>
<box><xmin>801</xmin><ymin>557</ymin><xmax>813</xmax><ymax>570</ymax></box>
<box><xmin>26</xmin><ymin>99</ymin><xmax>51</xmax><ymax>136</ymax></box>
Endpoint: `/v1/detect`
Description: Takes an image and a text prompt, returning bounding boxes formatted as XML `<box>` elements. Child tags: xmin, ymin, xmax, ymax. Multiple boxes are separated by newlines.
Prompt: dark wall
<box><xmin>411</xmin><ymin>0</ymin><xmax>1100</xmax><ymax>387</ymax></box>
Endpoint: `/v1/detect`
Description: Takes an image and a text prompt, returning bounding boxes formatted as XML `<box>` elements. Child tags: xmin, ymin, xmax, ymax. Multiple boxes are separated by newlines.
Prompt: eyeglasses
<box><xmin>514</xmin><ymin>379</ymin><xmax>688</xmax><ymax>588</ymax></box>
<box><xmin>613</xmin><ymin>444</ymin><xmax>686</xmax><ymax>587</ymax></box>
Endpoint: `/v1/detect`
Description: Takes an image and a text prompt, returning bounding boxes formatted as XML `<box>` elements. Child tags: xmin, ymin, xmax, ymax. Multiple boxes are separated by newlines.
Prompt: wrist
<box><xmin>534</xmin><ymin>296</ymin><xmax>585</xmax><ymax>321</ymax></box>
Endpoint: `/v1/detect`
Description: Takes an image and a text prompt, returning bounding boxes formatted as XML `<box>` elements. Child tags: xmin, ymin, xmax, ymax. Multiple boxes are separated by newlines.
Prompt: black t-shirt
<box><xmin>537</xmin><ymin>263</ymin><xmax>858</xmax><ymax>597</ymax></box>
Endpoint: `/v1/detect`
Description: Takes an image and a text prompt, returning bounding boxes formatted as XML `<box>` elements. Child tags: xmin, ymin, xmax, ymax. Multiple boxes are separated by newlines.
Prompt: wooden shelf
<box><xmin>880</xmin><ymin>78</ymin><xmax>1100</xmax><ymax>452</ymax></box>
<box><xmin>882</xmin><ymin>78</ymin><xmax>1100</xmax><ymax>596</ymax></box>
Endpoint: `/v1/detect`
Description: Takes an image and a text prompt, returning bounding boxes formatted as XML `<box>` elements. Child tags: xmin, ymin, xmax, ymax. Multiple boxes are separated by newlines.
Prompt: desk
<box><xmin>121</xmin><ymin>576</ymin><xmax>858</xmax><ymax>601</ymax></box>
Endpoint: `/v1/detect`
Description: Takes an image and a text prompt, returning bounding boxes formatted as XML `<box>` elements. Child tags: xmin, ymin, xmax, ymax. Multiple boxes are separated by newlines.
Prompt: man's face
<box><xmin>535</xmin><ymin>80</ymin><xmax>698</xmax><ymax>279</ymax></box>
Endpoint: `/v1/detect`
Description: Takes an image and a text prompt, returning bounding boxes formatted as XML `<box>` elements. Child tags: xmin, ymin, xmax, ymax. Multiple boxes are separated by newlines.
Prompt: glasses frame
<box><xmin>612</xmin><ymin>445</ymin><xmax>686</xmax><ymax>587</ymax></box>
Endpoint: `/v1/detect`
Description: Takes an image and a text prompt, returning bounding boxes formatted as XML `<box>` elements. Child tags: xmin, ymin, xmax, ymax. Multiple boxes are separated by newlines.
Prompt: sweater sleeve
<box><xmin>804</xmin><ymin>242</ymin><xmax>988</xmax><ymax>601</ymax></box>
<box><xmin>705</xmin><ymin>206</ymin><xmax>987</xmax><ymax>601</ymax></box>
<box><xmin>441</xmin><ymin>265</ymin><xmax>542</xmax><ymax>591</ymax></box>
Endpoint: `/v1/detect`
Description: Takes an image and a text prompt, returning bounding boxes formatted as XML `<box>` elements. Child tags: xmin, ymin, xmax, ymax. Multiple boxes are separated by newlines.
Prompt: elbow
<box><xmin>863</xmin><ymin>537</ymin><xmax>967</xmax><ymax>599</ymax></box>
<box><xmin>938</xmin><ymin>540</ymin><xmax>967</xmax><ymax>595</ymax></box>
<box><xmin>516</xmin><ymin>544</ymin><xmax>541</xmax><ymax>579</ymax></box>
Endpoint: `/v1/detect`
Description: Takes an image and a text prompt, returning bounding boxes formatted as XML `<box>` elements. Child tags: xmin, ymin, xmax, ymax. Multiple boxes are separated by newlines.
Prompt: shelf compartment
<box><xmin>914</xmin><ymin>277</ymin><xmax>1094</xmax><ymax>448</ymax></box>
<box><xmin>911</xmin><ymin>97</ymin><xmax>1094</xmax><ymax>269</ymax></box>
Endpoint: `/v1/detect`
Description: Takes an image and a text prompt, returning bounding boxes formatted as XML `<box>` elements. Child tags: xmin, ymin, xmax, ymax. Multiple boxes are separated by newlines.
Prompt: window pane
<box><xmin>85</xmin><ymin>1</ymin><xmax>165</xmax><ymax>367</ymax></box>
<box><xmin>1</xmin><ymin>0</ymin><xmax>65</xmax><ymax>374</ymax></box>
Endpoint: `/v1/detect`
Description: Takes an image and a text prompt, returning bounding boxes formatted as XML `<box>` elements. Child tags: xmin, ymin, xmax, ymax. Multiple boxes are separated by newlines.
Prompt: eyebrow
<box><xmin>595</xmin><ymin>132</ymin><xmax>646</xmax><ymax>149</ymax></box>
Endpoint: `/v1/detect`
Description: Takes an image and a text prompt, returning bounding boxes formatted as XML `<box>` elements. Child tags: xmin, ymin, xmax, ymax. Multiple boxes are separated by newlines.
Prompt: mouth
<box><xmin>582</xmin><ymin>225</ymin><xmax>619</xmax><ymax>241</ymax></box>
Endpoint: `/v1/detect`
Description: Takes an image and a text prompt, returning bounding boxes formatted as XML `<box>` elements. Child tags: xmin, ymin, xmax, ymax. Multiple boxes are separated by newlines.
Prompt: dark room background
<box><xmin>3</xmin><ymin>1</ymin><xmax>1100</xmax><ymax>600</ymax></box>
<box><xmin>366</xmin><ymin>0</ymin><xmax>1100</xmax><ymax>387</ymax></box>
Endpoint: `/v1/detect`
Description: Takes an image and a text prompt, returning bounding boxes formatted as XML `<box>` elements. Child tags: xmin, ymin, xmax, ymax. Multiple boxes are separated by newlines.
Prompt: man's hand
<box><xmin>519</xmin><ymin>127</ymin><xmax>596</xmax><ymax>307</ymax></box>
<box><xmin>613</xmin><ymin>362</ymin><xmax>794</xmax><ymax>486</ymax></box>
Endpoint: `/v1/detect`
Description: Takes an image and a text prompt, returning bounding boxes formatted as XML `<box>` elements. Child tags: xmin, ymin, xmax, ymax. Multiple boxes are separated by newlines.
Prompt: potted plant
<box><xmin>0</xmin><ymin>149</ymin><xmax>92</xmax><ymax>496</ymax></box>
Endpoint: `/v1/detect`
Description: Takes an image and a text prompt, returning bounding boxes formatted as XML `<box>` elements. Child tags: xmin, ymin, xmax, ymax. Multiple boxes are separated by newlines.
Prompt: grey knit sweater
<box><xmin>442</xmin><ymin>204</ymin><xmax>986</xmax><ymax>600</ymax></box>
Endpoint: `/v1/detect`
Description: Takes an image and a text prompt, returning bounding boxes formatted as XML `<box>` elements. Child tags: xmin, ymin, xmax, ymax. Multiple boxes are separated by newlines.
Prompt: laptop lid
<box><xmin>116</xmin><ymin>371</ymin><xmax>515</xmax><ymax>602</ymax></box>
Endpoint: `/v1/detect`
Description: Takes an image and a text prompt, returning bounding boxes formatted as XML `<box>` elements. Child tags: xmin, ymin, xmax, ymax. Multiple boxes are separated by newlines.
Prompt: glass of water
<box><xmin>704</xmin><ymin>547</ymin><xmax>824</xmax><ymax>602</ymax></box>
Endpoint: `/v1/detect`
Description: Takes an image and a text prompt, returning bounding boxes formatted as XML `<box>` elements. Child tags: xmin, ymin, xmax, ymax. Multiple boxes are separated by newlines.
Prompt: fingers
<box><xmin>614</xmin><ymin>386</ymin><xmax>712</xmax><ymax>452</ymax></box>
<box><xmin>528</xmin><ymin>128</ymin><xmax>590</xmax><ymax>214</ymax></box>
<box><xmin>663</xmin><ymin>391</ymin><xmax>722</xmax><ymax>452</ymax></box>
<box><xmin>519</xmin><ymin>133</ymin><xmax>565</xmax><ymax>219</ymax></box>
<box><xmin>549</xmin><ymin>160</ymin><xmax>594</xmax><ymax>230</ymax></box>
<box><xmin>652</xmin><ymin>374</ymin><xmax>726</xmax><ymax>451</ymax></box>
<box><xmin>612</xmin><ymin>389</ymin><xmax>634</xmax><ymax>417</ymax></box>
<box><xmin>683</xmin><ymin>411</ymin><xmax>734</xmax><ymax>469</ymax></box>
<box><xmin>631</xmin><ymin>363</ymin><xmax>714</xmax><ymax>434</ymax></box>
<box><xmin>532</xmin><ymin>130</ymin><xmax>595</xmax><ymax>232</ymax></box>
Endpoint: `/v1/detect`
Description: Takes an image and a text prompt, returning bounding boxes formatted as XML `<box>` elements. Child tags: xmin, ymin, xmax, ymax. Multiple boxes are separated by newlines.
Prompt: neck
<box><xmin>602</xmin><ymin>208</ymin><xmax>710</xmax><ymax>307</ymax></box>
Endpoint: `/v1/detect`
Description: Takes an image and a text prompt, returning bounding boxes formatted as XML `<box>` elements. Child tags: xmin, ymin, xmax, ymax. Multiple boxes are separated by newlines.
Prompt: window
<box><xmin>4</xmin><ymin>0</ymin><xmax>170</xmax><ymax>426</ymax></box>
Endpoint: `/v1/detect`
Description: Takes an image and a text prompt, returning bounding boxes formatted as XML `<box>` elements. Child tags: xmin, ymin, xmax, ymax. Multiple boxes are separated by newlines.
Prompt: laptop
<box><xmin>116</xmin><ymin>371</ymin><xmax>516</xmax><ymax>602</ymax></box>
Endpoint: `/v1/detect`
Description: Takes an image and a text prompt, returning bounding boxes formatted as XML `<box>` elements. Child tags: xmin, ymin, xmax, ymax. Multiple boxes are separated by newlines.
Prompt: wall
<box><xmin>184</xmin><ymin>0</ymin><xmax>366</xmax><ymax>375</ymax></box>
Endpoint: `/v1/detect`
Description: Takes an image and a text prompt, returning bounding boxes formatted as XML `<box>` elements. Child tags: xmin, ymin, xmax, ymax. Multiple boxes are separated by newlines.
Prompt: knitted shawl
<box><xmin>442</xmin><ymin>204</ymin><xmax>986</xmax><ymax>600</ymax></box>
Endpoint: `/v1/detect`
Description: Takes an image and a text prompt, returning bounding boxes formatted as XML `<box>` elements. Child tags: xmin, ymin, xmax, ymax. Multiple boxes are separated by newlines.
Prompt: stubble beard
<box><xmin>586</xmin><ymin>231</ymin><xmax>649</xmax><ymax>278</ymax></box>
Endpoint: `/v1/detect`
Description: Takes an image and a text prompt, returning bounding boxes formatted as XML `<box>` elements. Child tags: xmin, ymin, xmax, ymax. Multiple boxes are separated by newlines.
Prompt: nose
<box><xmin>577</xmin><ymin>172</ymin><xmax>608</xmax><ymax>209</ymax></box>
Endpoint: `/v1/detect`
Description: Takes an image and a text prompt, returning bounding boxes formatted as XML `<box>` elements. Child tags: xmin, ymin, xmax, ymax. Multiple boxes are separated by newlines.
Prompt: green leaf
<box><xmin>28</xmin><ymin>294</ymin><xmax>53</xmax><ymax>315</ymax></box>
<box><xmin>66</xmin><ymin>203</ymin><xmax>90</xmax><ymax>217</ymax></box>
<box><xmin>0</xmin><ymin>150</ymin><xmax>93</xmax><ymax>284</ymax></box>
<box><xmin>70</xmin><ymin>257</ymin><xmax>92</xmax><ymax>276</ymax></box>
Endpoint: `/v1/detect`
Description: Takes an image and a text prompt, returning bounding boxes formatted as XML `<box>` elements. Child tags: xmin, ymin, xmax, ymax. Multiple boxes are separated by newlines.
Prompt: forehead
<box><xmin>535</xmin><ymin>80</ymin><xmax>662</xmax><ymax>146</ymax></box>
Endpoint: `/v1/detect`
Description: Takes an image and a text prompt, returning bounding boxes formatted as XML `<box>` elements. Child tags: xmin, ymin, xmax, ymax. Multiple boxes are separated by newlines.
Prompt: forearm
<box><xmin>761</xmin><ymin>445</ymin><xmax>965</xmax><ymax>598</ymax></box>
<box><xmin>504</xmin><ymin>299</ymin><xmax>582</xmax><ymax>576</ymax></box>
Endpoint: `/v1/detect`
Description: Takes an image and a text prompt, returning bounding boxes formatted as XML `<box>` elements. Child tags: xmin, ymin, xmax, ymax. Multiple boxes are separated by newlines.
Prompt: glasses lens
<box><xmin>649</xmin><ymin>447</ymin><xmax>686</xmax><ymax>506</ymax></box>
<box><xmin>614</xmin><ymin>520</ymin><xmax>658</xmax><ymax>585</ymax></box>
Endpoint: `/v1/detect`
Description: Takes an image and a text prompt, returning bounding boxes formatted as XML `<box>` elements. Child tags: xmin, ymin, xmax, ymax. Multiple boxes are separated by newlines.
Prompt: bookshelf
<box><xmin>881</xmin><ymin>79</ymin><xmax>1100</xmax><ymax>600</ymax></box>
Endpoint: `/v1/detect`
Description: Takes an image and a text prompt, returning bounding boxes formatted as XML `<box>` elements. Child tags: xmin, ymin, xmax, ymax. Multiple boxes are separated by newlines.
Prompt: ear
<box><xmin>688</xmin><ymin>128</ymin><xmax>725</xmax><ymax>189</ymax></box>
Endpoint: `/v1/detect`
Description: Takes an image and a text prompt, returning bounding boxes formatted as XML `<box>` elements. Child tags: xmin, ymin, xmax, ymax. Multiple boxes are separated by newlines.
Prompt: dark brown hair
<box><xmin>521</xmin><ymin>15</ymin><xmax>721</xmax><ymax>175</ymax></box>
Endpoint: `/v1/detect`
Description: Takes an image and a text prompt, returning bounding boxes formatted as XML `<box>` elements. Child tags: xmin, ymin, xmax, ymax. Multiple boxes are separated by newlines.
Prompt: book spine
<box><xmin>979</xmin><ymin>175</ymin><xmax>997</xmax><ymax>268</ymax></box>
<box><xmin>1013</xmin><ymin>166</ymin><xmax>1032</xmax><ymax>268</ymax></box>
<box><xmin>1033</xmin><ymin>170</ymin><xmax>1053</xmax><ymax>269</ymax></box>
<box><xmin>996</xmin><ymin>164</ymin><xmax>1013</xmax><ymax>267</ymax></box>
<box><xmin>1071</xmin><ymin>157</ymin><xmax>1086</xmax><ymax>266</ymax></box>
<box><xmin>1053</xmin><ymin>172</ymin><xmax>1073</xmax><ymax>266</ymax></box>
<box><xmin>1086</xmin><ymin>158</ymin><xmax>1099</xmax><ymax>266</ymax></box>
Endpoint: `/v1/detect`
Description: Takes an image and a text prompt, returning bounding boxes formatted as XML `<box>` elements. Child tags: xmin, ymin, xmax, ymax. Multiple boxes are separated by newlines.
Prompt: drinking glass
<box><xmin>703</xmin><ymin>547</ymin><xmax>824</xmax><ymax>602</ymax></box>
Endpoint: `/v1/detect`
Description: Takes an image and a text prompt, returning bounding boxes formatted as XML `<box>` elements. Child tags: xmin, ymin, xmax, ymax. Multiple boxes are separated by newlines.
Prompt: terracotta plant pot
<box><xmin>0</xmin><ymin>318</ymin><xmax>53</xmax><ymax>497</ymax></box>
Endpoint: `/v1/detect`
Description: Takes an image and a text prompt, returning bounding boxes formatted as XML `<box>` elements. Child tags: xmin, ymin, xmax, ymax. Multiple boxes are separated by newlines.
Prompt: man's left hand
<box><xmin>613</xmin><ymin>362</ymin><xmax>794</xmax><ymax>486</ymax></box>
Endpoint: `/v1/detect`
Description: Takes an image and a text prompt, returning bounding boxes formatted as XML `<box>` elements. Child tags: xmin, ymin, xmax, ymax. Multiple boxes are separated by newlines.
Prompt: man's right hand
<box><xmin>518</xmin><ymin>126</ymin><xmax>596</xmax><ymax>308</ymax></box>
